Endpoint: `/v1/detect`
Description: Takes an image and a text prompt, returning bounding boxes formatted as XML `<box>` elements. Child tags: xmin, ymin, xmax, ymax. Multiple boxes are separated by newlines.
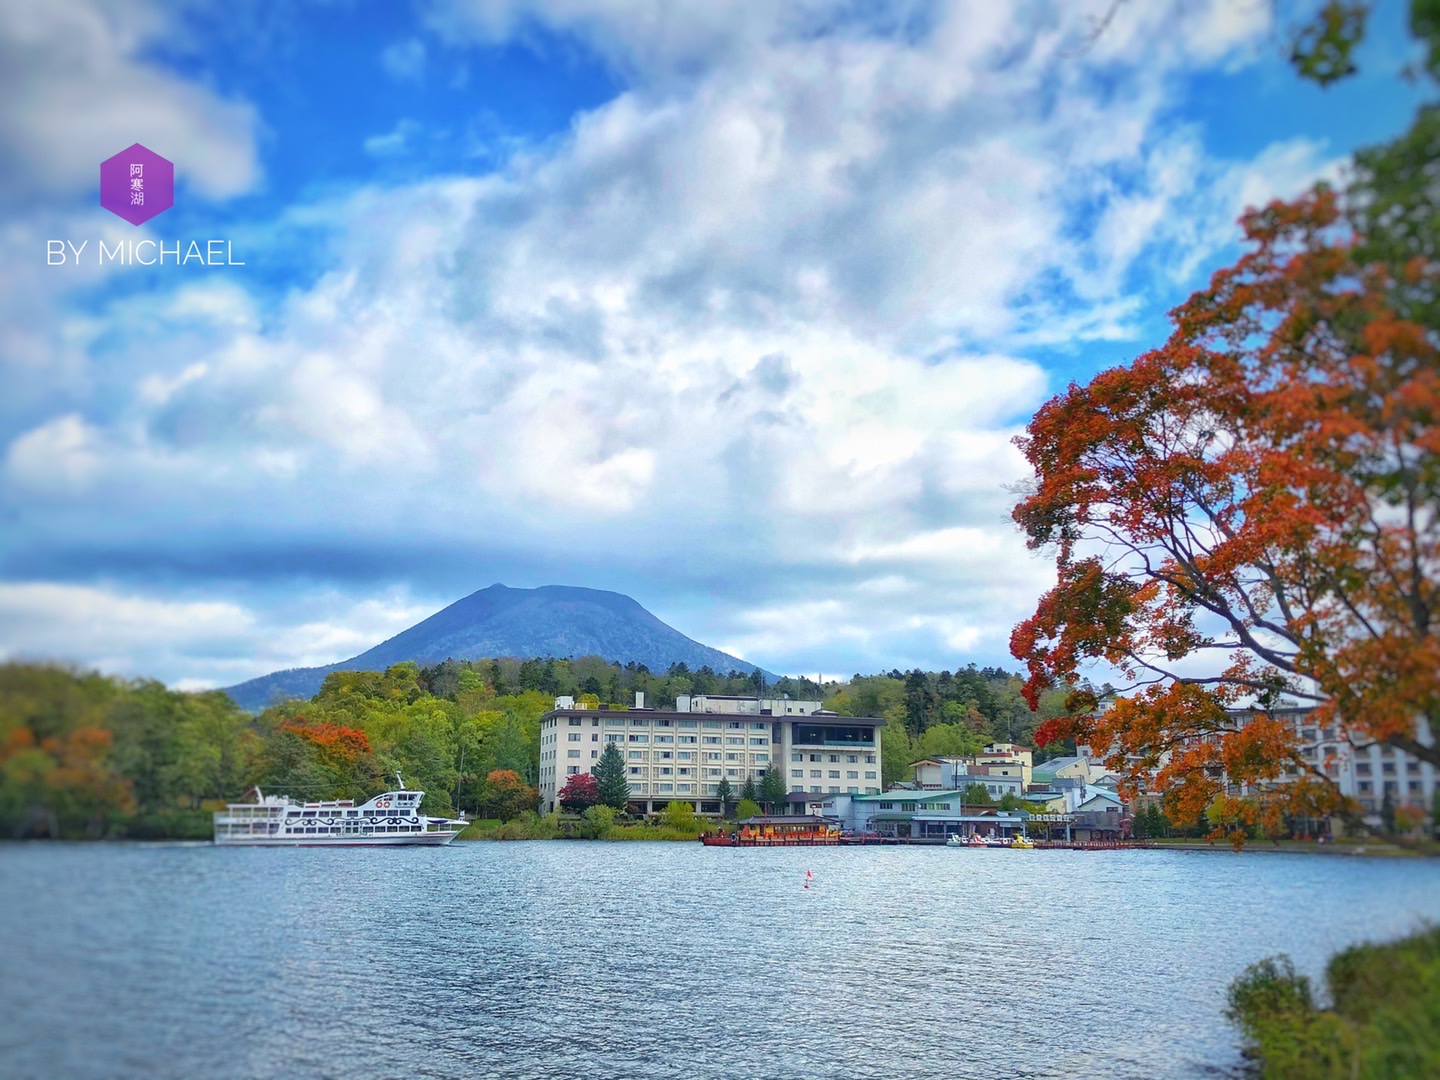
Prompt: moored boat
<box><xmin>213</xmin><ymin>774</ymin><xmax>467</xmax><ymax>846</ymax></box>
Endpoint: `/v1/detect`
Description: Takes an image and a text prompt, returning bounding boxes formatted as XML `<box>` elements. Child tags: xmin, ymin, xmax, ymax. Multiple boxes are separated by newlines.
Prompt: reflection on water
<box><xmin>2</xmin><ymin>842</ymin><xmax>1437</xmax><ymax>1080</ymax></box>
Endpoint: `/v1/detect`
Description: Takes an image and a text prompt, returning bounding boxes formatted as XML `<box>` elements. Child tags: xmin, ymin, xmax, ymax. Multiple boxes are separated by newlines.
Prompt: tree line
<box><xmin>0</xmin><ymin>656</ymin><xmax>1072</xmax><ymax>838</ymax></box>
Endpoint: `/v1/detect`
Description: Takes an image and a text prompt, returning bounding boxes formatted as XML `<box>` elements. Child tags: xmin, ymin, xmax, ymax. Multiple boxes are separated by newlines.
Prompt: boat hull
<box><xmin>214</xmin><ymin>830</ymin><xmax>460</xmax><ymax>847</ymax></box>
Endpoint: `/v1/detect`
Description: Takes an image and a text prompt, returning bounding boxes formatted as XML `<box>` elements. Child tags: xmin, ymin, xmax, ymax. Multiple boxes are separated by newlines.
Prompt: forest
<box><xmin>0</xmin><ymin>655</ymin><xmax>1075</xmax><ymax>838</ymax></box>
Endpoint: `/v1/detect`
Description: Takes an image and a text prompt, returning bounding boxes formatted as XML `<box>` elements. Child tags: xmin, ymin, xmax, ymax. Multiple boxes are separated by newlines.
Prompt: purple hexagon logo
<box><xmin>100</xmin><ymin>144</ymin><xmax>174</xmax><ymax>226</ymax></box>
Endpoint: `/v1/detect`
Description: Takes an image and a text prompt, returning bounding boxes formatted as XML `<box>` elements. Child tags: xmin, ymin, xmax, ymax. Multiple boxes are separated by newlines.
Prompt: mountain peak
<box><xmin>222</xmin><ymin>584</ymin><xmax>767</xmax><ymax>711</ymax></box>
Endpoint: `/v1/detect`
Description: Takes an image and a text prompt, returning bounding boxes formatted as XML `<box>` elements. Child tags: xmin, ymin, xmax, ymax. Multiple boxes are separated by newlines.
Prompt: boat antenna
<box><xmin>395</xmin><ymin>770</ymin><xmax>405</xmax><ymax>791</ymax></box>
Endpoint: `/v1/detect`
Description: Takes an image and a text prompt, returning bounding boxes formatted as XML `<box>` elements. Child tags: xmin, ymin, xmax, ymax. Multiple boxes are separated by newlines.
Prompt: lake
<box><xmin>2</xmin><ymin>842</ymin><xmax>1437</xmax><ymax>1079</ymax></box>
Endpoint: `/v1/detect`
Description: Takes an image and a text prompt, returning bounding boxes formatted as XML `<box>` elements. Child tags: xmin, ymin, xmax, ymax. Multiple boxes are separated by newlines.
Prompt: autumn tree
<box><xmin>1011</xmin><ymin>146</ymin><xmax>1438</xmax><ymax>835</ymax></box>
<box><xmin>481</xmin><ymin>769</ymin><xmax>537</xmax><ymax>822</ymax></box>
<box><xmin>558</xmin><ymin>771</ymin><xmax>599</xmax><ymax>812</ymax></box>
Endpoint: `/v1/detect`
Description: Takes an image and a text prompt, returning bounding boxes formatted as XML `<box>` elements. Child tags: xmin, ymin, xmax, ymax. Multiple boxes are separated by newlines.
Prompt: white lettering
<box><xmin>47</xmin><ymin>240</ymin><xmax>65</xmax><ymax>265</ymax></box>
<box><xmin>67</xmin><ymin>240</ymin><xmax>87</xmax><ymax>263</ymax></box>
<box><xmin>99</xmin><ymin>240</ymin><xmax>124</xmax><ymax>264</ymax></box>
<box><xmin>206</xmin><ymin>240</ymin><xmax>224</xmax><ymax>265</ymax></box>
<box><xmin>135</xmin><ymin>240</ymin><xmax>157</xmax><ymax>266</ymax></box>
<box><xmin>160</xmin><ymin>240</ymin><xmax>181</xmax><ymax>265</ymax></box>
<box><xmin>227</xmin><ymin>241</ymin><xmax>245</xmax><ymax>266</ymax></box>
<box><xmin>182</xmin><ymin>240</ymin><xmax>203</xmax><ymax>265</ymax></box>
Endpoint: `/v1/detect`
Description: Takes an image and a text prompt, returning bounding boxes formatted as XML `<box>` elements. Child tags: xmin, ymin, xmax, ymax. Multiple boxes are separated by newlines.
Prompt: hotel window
<box><xmin>629</xmin><ymin>751</ymin><xmax>645</xmax><ymax>760</ymax></box>
<box><xmin>605</xmin><ymin>734</ymin><xmax>623</xmax><ymax>743</ymax></box>
<box><xmin>659</xmin><ymin>784</ymin><xmax>674</xmax><ymax>793</ymax></box>
<box><xmin>605</xmin><ymin>717</ymin><xmax>625</xmax><ymax>726</ymax></box>
<box><xmin>828</xmin><ymin>770</ymin><xmax>840</xmax><ymax>778</ymax></box>
<box><xmin>629</xmin><ymin>767</ymin><xmax>644</xmax><ymax>776</ymax></box>
<box><xmin>753</xmin><ymin>753</ymin><xmax>768</xmax><ymax>764</ymax></box>
<box><xmin>865</xmin><ymin>771</ymin><xmax>876</xmax><ymax>780</ymax></box>
<box><xmin>703</xmin><ymin>720</ymin><xmax>723</xmax><ymax>729</ymax></box>
<box><xmin>679</xmin><ymin>736</ymin><xmax>697</xmax><ymax>744</ymax></box>
<box><xmin>792</xmin><ymin>769</ymin><xmax>804</xmax><ymax>778</ymax></box>
<box><xmin>568</xmin><ymin>718</ymin><xmax>582</xmax><ymax>726</ymax></box>
<box><xmin>706</xmin><ymin>752</ymin><xmax>722</xmax><ymax>761</ymax></box>
<box><xmin>659</xmin><ymin>768</ymin><xmax>672</xmax><ymax>776</ymax></box>
<box><xmin>656</xmin><ymin>719</ymin><xmax>672</xmax><ymax>727</ymax></box>
<box><xmin>707</xmin><ymin>768</ymin><xmax>722</xmax><ymax>777</ymax></box>
<box><xmin>655</xmin><ymin>735</ymin><xmax>674</xmax><ymax>744</ymax></box>
<box><xmin>567</xmin><ymin>750</ymin><xmax>580</xmax><ymax>759</ymax></box>
<box><xmin>810</xmin><ymin>770</ymin><xmax>822</xmax><ymax>778</ymax></box>
<box><xmin>865</xmin><ymin>755</ymin><xmax>875</xmax><ymax>764</ymax></box>
<box><xmin>749</xmin><ymin>737</ymin><xmax>766</xmax><ymax>746</ymax></box>
<box><xmin>678</xmin><ymin>768</ymin><xmax>693</xmax><ymax>776</ymax></box>
<box><xmin>848</xmin><ymin>787</ymin><xmax>859</xmax><ymax>795</ymax></box>
<box><xmin>809</xmin><ymin>754</ymin><xmax>820</xmax><ymax>762</ymax></box>
<box><xmin>750</xmin><ymin>722</ymin><xmax>767</xmax><ymax>731</ymax></box>
<box><xmin>792</xmin><ymin>752</ymin><xmax>803</xmax><ymax>762</ymax></box>
<box><xmin>1356</xmin><ymin>763</ymin><xmax>1372</xmax><ymax>775</ymax></box>
<box><xmin>679</xmin><ymin>719</ymin><xmax>697</xmax><ymax>728</ymax></box>
<box><xmin>727</xmin><ymin>769</ymin><xmax>740</xmax><ymax>777</ymax></box>
<box><xmin>1358</xmin><ymin>781</ymin><xmax>1372</xmax><ymax>792</ymax></box>
<box><xmin>847</xmin><ymin>771</ymin><xmax>858</xmax><ymax>779</ymax></box>
<box><xmin>678</xmin><ymin>784</ymin><xmax>694</xmax><ymax>793</ymax></box>
<box><xmin>591</xmin><ymin>751</ymin><xmax>598</xmax><ymax>759</ymax></box>
<box><xmin>629</xmin><ymin>734</ymin><xmax>649</xmax><ymax>743</ymax></box>
<box><xmin>568</xmin><ymin>733</ymin><xmax>581</xmax><ymax>742</ymax></box>
<box><xmin>847</xmin><ymin>755</ymin><xmax>858</xmax><ymax>763</ymax></box>
<box><xmin>659</xmin><ymin>751</ymin><xmax>673</xmax><ymax>760</ymax></box>
<box><xmin>728</xmin><ymin>721</ymin><xmax>743</xmax><ymax>729</ymax></box>
<box><xmin>829</xmin><ymin>786</ymin><xmax>840</xmax><ymax>793</ymax></box>
<box><xmin>592</xmin><ymin>734</ymin><xmax>599</xmax><ymax>742</ymax></box>
<box><xmin>726</xmin><ymin>737</ymin><xmax>745</xmax><ymax>745</ymax></box>
<box><xmin>567</xmin><ymin>766</ymin><xmax>580</xmax><ymax>775</ymax></box>
<box><xmin>1382</xmin><ymin>762</ymin><xmax>1396</xmax><ymax>775</ymax></box>
<box><xmin>703</xmin><ymin>736</ymin><xmax>722</xmax><ymax>745</ymax></box>
<box><xmin>726</xmin><ymin>753</ymin><xmax>741</xmax><ymax>762</ymax></box>
<box><xmin>592</xmin><ymin>718</ymin><xmax>600</xmax><ymax>726</ymax></box>
<box><xmin>829</xmin><ymin>754</ymin><xmax>839</xmax><ymax>763</ymax></box>
<box><xmin>678</xmin><ymin>751</ymin><xmax>694</xmax><ymax>761</ymax></box>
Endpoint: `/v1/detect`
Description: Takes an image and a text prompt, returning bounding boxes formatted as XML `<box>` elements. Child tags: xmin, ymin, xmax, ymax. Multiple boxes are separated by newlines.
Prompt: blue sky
<box><xmin>0</xmin><ymin>0</ymin><xmax>1428</xmax><ymax>689</ymax></box>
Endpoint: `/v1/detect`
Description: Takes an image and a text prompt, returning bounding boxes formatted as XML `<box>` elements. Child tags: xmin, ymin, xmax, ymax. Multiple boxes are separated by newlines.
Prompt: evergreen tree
<box><xmin>715</xmin><ymin>777</ymin><xmax>735</xmax><ymax>819</ymax></box>
<box><xmin>592</xmin><ymin>743</ymin><xmax>630</xmax><ymax>812</ymax></box>
<box><xmin>739</xmin><ymin>774</ymin><xmax>759</xmax><ymax>806</ymax></box>
<box><xmin>759</xmin><ymin>765</ymin><xmax>787</xmax><ymax>813</ymax></box>
<box><xmin>1381</xmin><ymin>789</ymin><xmax>1397</xmax><ymax>835</ymax></box>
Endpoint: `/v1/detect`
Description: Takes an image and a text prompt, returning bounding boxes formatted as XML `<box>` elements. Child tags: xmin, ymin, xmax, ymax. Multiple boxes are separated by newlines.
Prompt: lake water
<box><xmin>2</xmin><ymin>842</ymin><xmax>1437</xmax><ymax>1080</ymax></box>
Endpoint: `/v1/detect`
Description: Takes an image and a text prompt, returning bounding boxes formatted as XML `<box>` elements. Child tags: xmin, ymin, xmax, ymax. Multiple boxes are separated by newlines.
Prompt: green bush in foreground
<box><xmin>1226</xmin><ymin>926</ymin><xmax>1440</xmax><ymax>1078</ymax></box>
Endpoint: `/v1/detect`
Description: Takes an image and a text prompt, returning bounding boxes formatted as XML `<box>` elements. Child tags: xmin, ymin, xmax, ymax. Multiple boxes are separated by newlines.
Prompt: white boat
<box><xmin>213</xmin><ymin>775</ymin><xmax>468</xmax><ymax>846</ymax></box>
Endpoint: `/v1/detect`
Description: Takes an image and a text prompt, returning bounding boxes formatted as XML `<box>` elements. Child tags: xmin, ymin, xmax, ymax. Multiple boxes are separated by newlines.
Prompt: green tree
<box><xmin>759</xmin><ymin>764</ymin><xmax>787</xmax><ymax>812</ymax></box>
<box><xmin>739</xmin><ymin>774</ymin><xmax>759</xmax><ymax>806</ymax></box>
<box><xmin>592</xmin><ymin>742</ymin><xmax>629</xmax><ymax>811</ymax></box>
<box><xmin>735</xmin><ymin>797</ymin><xmax>762</xmax><ymax>821</ymax></box>
<box><xmin>960</xmin><ymin>782</ymin><xmax>993</xmax><ymax>806</ymax></box>
<box><xmin>715</xmin><ymin>776</ymin><xmax>735</xmax><ymax>818</ymax></box>
<box><xmin>661</xmin><ymin>800</ymin><xmax>697</xmax><ymax>832</ymax></box>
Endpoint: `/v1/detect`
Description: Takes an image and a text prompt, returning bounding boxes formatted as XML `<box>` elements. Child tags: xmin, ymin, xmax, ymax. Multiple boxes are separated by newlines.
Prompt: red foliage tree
<box><xmin>1011</xmin><ymin>186</ymin><xmax>1438</xmax><ymax>838</ymax></box>
<box><xmin>557</xmin><ymin>771</ymin><xmax>599</xmax><ymax>812</ymax></box>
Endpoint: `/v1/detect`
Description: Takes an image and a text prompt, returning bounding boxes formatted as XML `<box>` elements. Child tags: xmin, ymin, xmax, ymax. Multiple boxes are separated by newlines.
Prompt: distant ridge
<box><xmin>222</xmin><ymin>584</ymin><xmax>770</xmax><ymax>711</ymax></box>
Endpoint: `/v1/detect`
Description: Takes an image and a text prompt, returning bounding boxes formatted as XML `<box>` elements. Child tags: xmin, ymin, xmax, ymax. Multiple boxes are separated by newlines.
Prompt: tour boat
<box><xmin>213</xmin><ymin>775</ymin><xmax>468</xmax><ymax>846</ymax></box>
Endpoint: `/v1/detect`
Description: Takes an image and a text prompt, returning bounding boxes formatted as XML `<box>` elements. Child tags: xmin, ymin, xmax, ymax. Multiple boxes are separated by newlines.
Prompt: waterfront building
<box><xmin>537</xmin><ymin>692</ymin><xmax>883</xmax><ymax>815</ymax></box>
<box><xmin>818</xmin><ymin>790</ymin><xmax>1031</xmax><ymax>839</ymax></box>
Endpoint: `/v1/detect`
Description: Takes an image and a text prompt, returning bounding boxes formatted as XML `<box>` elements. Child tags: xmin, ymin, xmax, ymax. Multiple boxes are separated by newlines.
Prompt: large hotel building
<box><xmin>538</xmin><ymin>693</ymin><xmax>884</xmax><ymax>815</ymax></box>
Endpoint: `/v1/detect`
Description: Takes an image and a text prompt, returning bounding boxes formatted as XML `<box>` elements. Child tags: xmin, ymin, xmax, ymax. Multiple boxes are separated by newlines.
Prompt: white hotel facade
<box><xmin>538</xmin><ymin>693</ymin><xmax>884</xmax><ymax>815</ymax></box>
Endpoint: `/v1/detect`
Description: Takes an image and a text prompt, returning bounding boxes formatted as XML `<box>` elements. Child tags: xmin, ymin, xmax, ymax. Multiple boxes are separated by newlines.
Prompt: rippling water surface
<box><xmin>3</xmin><ymin>842</ymin><xmax>1438</xmax><ymax>1079</ymax></box>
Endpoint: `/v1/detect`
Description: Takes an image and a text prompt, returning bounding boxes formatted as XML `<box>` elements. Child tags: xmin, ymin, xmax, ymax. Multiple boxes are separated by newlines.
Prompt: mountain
<box><xmin>221</xmin><ymin>584</ymin><xmax>770</xmax><ymax>711</ymax></box>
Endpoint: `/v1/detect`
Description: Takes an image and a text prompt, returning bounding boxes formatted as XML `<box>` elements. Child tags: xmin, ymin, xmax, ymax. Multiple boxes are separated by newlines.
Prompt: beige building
<box><xmin>538</xmin><ymin>693</ymin><xmax>883</xmax><ymax>815</ymax></box>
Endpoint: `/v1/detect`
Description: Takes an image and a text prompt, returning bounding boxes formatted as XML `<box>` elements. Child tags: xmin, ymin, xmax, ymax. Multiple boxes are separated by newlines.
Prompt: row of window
<box><xmin>791</xmin><ymin>752</ymin><xmax>875</xmax><ymax>765</ymax></box>
<box><xmin>792</xmin><ymin>769</ymin><xmax>875</xmax><ymax>780</ymax></box>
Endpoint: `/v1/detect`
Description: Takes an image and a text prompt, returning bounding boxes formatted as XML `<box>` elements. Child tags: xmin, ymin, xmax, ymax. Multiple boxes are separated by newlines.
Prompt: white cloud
<box><xmin>0</xmin><ymin>0</ymin><xmax>261</xmax><ymax>200</ymax></box>
<box><xmin>0</xmin><ymin>582</ymin><xmax>436</xmax><ymax>687</ymax></box>
<box><xmin>381</xmin><ymin>37</ymin><xmax>427</xmax><ymax>81</ymax></box>
<box><xmin>0</xmin><ymin>0</ymin><xmax>1358</xmax><ymax>681</ymax></box>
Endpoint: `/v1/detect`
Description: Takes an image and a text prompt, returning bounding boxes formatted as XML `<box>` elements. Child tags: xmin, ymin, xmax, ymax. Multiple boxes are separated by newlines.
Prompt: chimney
<box><xmin>635</xmin><ymin>690</ymin><xmax>645</xmax><ymax>709</ymax></box>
